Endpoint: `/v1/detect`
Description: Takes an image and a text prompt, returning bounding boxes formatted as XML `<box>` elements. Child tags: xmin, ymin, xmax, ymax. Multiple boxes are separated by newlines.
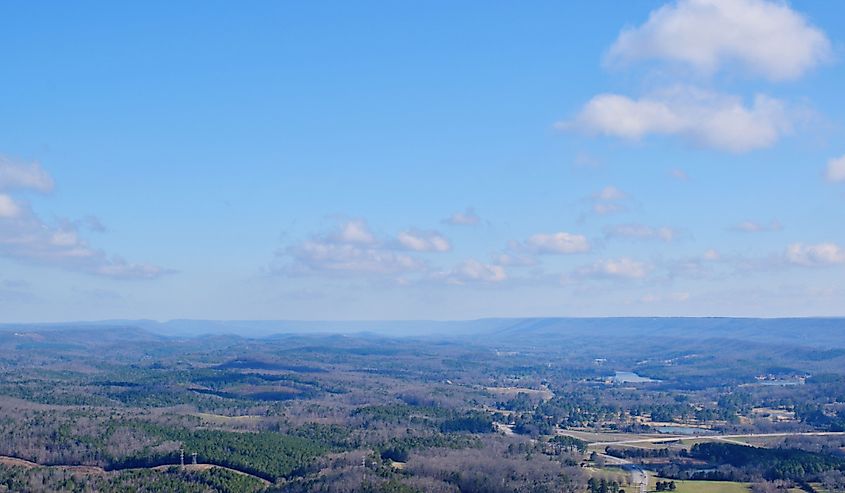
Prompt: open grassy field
<box><xmin>649</xmin><ymin>477</ymin><xmax>751</xmax><ymax>493</ymax></box>
<box><xmin>647</xmin><ymin>477</ymin><xmax>808</xmax><ymax>493</ymax></box>
<box><xmin>588</xmin><ymin>466</ymin><xmax>630</xmax><ymax>485</ymax></box>
<box><xmin>485</xmin><ymin>386</ymin><xmax>554</xmax><ymax>400</ymax></box>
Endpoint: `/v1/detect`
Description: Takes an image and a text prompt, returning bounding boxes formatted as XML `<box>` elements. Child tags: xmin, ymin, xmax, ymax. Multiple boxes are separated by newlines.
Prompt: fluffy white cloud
<box><xmin>594</xmin><ymin>258</ymin><xmax>649</xmax><ymax>279</ymax></box>
<box><xmin>588</xmin><ymin>258</ymin><xmax>650</xmax><ymax>279</ymax></box>
<box><xmin>280</xmin><ymin>219</ymin><xmax>442</xmax><ymax>278</ymax></box>
<box><xmin>786</xmin><ymin>243</ymin><xmax>845</xmax><ymax>267</ymax></box>
<box><xmin>0</xmin><ymin>194</ymin><xmax>21</xmax><ymax>219</ymax></box>
<box><xmin>444</xmin><ymin>259</ymin><xmax>507</xmax><ymax>284</ymax></box>
<box><xmin>0</xmin><ymin>204</ymin><xmax>168</xmax><ymax>279</ymax></box>
<box><xmin>397</xmin><ymin>230</ymin><xmax>451</xmax><ymax>252</ymax></box>
<box><xmin>593</xmin><ymin>203</ymin><xmax>627</xmax><ymax>215</ymax></box>
<box><xmin>0</xmin><ymin>157</ymin><xmax>54</xmax><ymax>193</ymax></box>
<box><xmin>585</xmin><ymin>186</ymin><xmax>630</xmax><ymax>216</ymax></box>
<box><xmin>0</xmin><ymin>161</ymin><xmax>167</xmax><ymax>279</ymax></box>
<box><xmin>444</xmin><ymin>208</ymin><xmax>481</xmax><ymax>226</ymax></box>
<box><xmin>286</xmin><ymin>240</ymin><xmax>424</xmax><ymax>275</ymax></box>
<box><xmin>730</xmin><ymin>220</ymin><xmax>782</xmax><ymax>233</ymax></box>
<box><xmin>334</xmin><ymin>219</ymin><xmax>376</xmax><ymax>245</ymax></box>
<box><xmin>526</xmin><ymin>232</ymin><xmax>591</xmax><ymax>254</ymax></box>
<box><xmin>606</xmin><ymin>0</ymin><xmax>831</xmax><ymax>81</ymax></box>
<box><xmin>568</xmin><ymin>87</ymin><xmax>791</xmax><ymax>153</ymax></box>
<box><xmin>826</xmin><ymin>155</ymin><xmax>845</xmax><ymax>183</ymax></box>
<box><xmin>605</xmin><ymin>224</ymin><xmax>679</xmax><ymax>242</ymax></box>
<box><xmin>493</xmin><ymin>252</ymin><xmax>537</xmax><ymax>267</ymax></box>
<box><xmin>595</xmin><ymin>186</ymin><xmax>626</xmax><ymax>201</ymax></box>
<box><xmin>703</xmin><ymin>249</ymin><xmax>721</xmax><ymax>261</ymax></box>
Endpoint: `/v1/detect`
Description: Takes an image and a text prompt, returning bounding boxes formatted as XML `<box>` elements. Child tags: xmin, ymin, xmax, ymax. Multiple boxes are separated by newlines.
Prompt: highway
<box><xmin>574</xmin><ymin>431</ymin><xmax>845</xmax><ymax>493</ymax></box>
<box><xmin>584</xmin><ymin>430</ymin><xmax>845</xmax><ymax>447</ymax></box>
<box><xmin>598</xmin><ymin>453</ymin><xmax>648</xmax><ymax>493</ymax></box>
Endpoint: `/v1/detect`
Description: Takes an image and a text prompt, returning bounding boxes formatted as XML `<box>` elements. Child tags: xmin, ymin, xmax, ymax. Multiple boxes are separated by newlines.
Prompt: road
<box><xmin>570</xmin><ymin>430</ymin><xmax>845</xmax><ymax>493</ymax></box>
<box><xmin>582</xmin><ymin>430</ymin><xmax>845</xmax><ymax>447</ymax></box>
<box><xmin>598</xmin><ymin>453</ymin><xmax>648</xmax><ymax>493</ymax></box>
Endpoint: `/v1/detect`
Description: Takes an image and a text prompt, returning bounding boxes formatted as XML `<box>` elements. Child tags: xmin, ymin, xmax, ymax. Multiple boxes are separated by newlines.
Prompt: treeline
<box><xmin>685</xmin><ymin>443</ymin><xmax>845</xmax><ymax>481</ymax></box>
<box><xmin>605</xmin><ymin>446</ymin><xmax>677</xmax><ymax>459</ymax></box>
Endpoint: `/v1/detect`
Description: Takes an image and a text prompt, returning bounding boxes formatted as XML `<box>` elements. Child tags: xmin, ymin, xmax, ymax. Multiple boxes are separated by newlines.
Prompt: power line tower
<box><xmin>192</xmin><ymin>452</ymin><xmax>198</xmax><ymax>465</ymax></box>
<box><xmin>180</xmin><ymin>449</ymin><xmax>185</xmax><ymax>469</ymax></box>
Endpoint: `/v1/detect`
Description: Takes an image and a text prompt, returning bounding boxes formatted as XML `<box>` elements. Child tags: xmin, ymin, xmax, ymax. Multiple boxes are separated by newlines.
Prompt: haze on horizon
<box><xmin>2</xmin><ymin>0</ymin><xmax>845</xmax><ymax>323</ymax></box>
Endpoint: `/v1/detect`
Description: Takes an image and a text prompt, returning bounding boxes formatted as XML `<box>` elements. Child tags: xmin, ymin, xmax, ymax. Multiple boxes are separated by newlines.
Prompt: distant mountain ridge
<box><xmin>1</xmin><ymin>317</ymin><xmax>844</xmax><ymax>348</ymax></box>
<box><xmin>477</xmin><ymin>317</ymin><xmax>845</xmax><ymax>348</ymax></box>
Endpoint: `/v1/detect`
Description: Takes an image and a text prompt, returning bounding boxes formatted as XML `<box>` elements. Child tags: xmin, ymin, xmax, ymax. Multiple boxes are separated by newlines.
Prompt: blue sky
<box><xmin>1</xmin><ymin>0</ymin><xmax>844</xmax><ymax>321</ymax></box>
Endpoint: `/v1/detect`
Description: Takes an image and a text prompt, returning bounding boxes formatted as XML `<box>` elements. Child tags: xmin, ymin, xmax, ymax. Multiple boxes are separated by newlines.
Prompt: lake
<box><xmin>611</xmin><ymin>371</ymin><xmax>660</xmax><ymax>383</ymax></box>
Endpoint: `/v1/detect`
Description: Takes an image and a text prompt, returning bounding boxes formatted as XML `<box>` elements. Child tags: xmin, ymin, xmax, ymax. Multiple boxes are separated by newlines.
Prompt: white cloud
<box><xmin>334</xmin><ymin>219</ymin><xmax>376</xmax><ymax>245</ymax></box>
<box><xmin>595</xmin><ymin>185</ymin><xmax>627</xmax><ymax>201</ymax></box>
<box><xmin>491</xmin><ymin>240</ymin><xmax>539</xmax><ymax>268</ymax></box>
<box><xmin>286</xmin><ymin>240</ymin><xmax>424</xmax><ymax>275</ymax></box>
<box><xmin>279</xmin><ymin>218</ymin><xmax>434</xmax><ymax>278</ymax></box>
<box><xmin>826</xmin><ymin>155</ymin><xmax>845</xmax><ymax>183</ymax></box>
<box><xmin>494</xmin><ymin>252</ymin><xmax>537</xmax><ymax>267</ymax></box>
<box><xmin>579</xmin><ymin>257</ymin><xmax>650</xmax><ymax>280</ymax></box>
<box><xmin>660</xmin><ymin>249</ymin><xmax>729</xmax><ymax>281</ymax></box>
<box><xmin>92</xmin><ymin>260</ymin><xmax>170</xmax><ymax>279</ymax></box>
<box><xmin>397</xmin><ymin>230</ymin><xmax>451</xmax><ymax>252</ymax></box>
<box><xmin>703</xmin><ymin>249</ymin><xmax>721</xmax><ymax>261</ymax></box>
<box><xmin>605</xmin><ymin>223</ymin><xmax>679</xmax><ymax>242</ymax></box>
<box><xmin>444</xmin><ymin>259</ymin><xmax>507</xmax><ymax>284</ymax></box>
<box><xmin>0</xmin><ymin>162</ymin><xmax>167</xmax><ymax>279</ymax></box>
<box><xmin>444</xmin><ymin>207</ymin><xmax>481</xmax><ymax>226</ymax></box>
<box><xmin>568</xmin><ymin>87</ymin><xmax>791</xmax><ymax>153</ymax></box>
<box><xmin>730</xmin><ymin>220</ymin><xmax>782</xmax><ymax>233</ymax></box>
<box><xmin>606</xmin><ymin>0</ymin><xmax>832</xmax><ymax>81</ymax></box>
<box><xmin>786</xmin><ymin>243</ymin><xmax>845</xmax><ymax>267</ymax></box>
<box><xmin>586</xmin><ymin>186</ymin><xmax>631</xmax><ymax>216</ymax></box>
<box><xmin>0</xmin><ymin>204</ymin><xmax>168</xmax><ymax>279</ymax></box>
<box><xmin>0</xmin><ymin>194</ymin><xmax>21</xmax><ymax>219</ymax></box>
<box><xmin>0</xmin><ymin>157</ymin><xmax>54</xmax><ymax>193</ymax></box>
<box><xmin>526</xmin><ymin>232</ymin><xmax>591</xmax><ymax>254</ymax></box>
<box><xmin>593</xmin><ymin>203</ymin><xmax>626</xmax><ymax>216</ymax></box>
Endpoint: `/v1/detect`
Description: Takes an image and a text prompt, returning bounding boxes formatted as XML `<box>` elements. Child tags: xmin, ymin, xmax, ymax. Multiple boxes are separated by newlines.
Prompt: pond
<box><xmin>611</xmin><ymin>371</ymin><xmax>660</xmax><ymax>383</ymax></box>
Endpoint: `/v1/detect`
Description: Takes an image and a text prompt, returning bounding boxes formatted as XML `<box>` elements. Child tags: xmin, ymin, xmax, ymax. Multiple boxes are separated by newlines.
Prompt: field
<box><xmin>650</xmin><ymin>477</ymin><xmax>751</xmax><ymax>493</ymax></box>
